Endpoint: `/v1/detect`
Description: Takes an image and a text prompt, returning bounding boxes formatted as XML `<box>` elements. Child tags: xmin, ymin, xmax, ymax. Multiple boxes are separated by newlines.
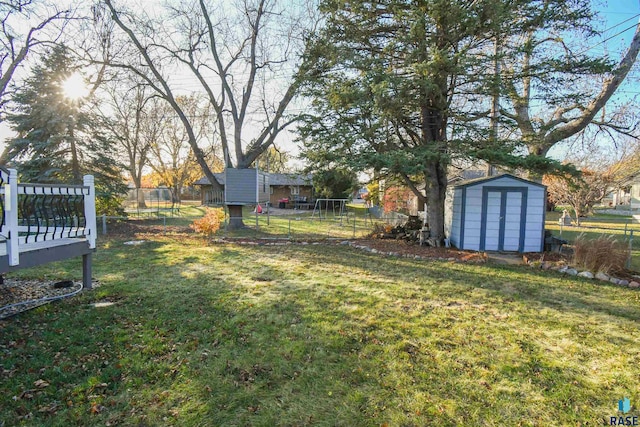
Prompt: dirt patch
<box><xmin>105</xmin><ymin>220</ymin><xmax>194</xmax><ymax>238</ymax></box>
<box><xmin>522</xmin><ymin>250</ymin><xmax>572</xmax><ymax>264</ymax></box>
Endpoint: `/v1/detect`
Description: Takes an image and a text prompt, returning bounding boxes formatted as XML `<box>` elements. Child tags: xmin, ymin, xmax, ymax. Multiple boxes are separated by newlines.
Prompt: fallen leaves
<box><xmin>90</xmin><ymin>401</ymin><xmax>105</xmax><ymax>414</ymax></box>
<box><xmin>34</xmin><ymin>379</ymin><xmax>49</xmax><ymax>388</ymax></box>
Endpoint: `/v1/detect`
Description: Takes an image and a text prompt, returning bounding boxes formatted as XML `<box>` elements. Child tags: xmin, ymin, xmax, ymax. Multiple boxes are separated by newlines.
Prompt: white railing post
<box><xmin>83</xmin><ymin>175</ymin><xmax>97</xmax><ymax>249</ymax></box>
<box><xmin>6</xmin><ymin>168</ymin><xmax>19</xmax><ymax>266</ymax></box>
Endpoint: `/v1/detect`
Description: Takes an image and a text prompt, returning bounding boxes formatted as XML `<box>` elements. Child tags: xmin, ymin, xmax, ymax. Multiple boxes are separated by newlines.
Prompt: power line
<box><xmin>602</xmin><ymin>13</ymin><xmax>640</xmax><ymax>34</ymax></box>
<box><xmin>577</xmin><ymin>21</ymin><xmax>640</xmax><ymax>56</ymax></box>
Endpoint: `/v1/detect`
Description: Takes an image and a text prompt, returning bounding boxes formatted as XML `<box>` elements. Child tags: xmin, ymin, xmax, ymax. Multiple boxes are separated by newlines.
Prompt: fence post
<box><xmin>288</xmin><ymin>218</ymin><xmax>291</xmax><ymax>239</ymax></box>
<box><xmin>83</xmin><ymin>175</ymin><xmax>97</xmax><ymax>249</ymax></box>
<box><xmin>6</xmin><ymin>169</ymin><xmax>19</xmax><ymax>266</ymax></box>
<box><xmin>353</xmin><ymin>213</ymin><xmax>356</xmax><ymax>238</ymax></box>
<box><xmin>102</xmin><ymin>214</ymin><xmax>107</xmax><ymax>235</ymax></box>
<box><xmin>627</xmin><ymin>230</ymin><xmax>634</xmax><ymax>270</ymax></box>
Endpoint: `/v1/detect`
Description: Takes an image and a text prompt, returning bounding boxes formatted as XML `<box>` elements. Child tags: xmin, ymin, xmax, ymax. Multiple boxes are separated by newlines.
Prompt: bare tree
<box><xmin>147</xmin><ymin>95</ymin><xmax>213</xmax><ymax>203</ymax></box>
<box><xmin>545</xmin><ymin>169</ymin><xmax>612</xmax><ymax>225</ymax></box>
<box><xmin>500</xmin><ymin>7</ymin><xmax>640</xmax><ymax>161</ymax></box>
<box><xmin>0</xmin><ymin>0</ymin><xmax>72</xmax><ymax>113</ymax></box>
<box><xmin>98</xmin><ymin>79</ymin><xmax>158</xmax><ymax>207</ymax></box>
<box><xmin>100</xmin><ymin>0</ymin><xmax>315</xmax><ymax>227</ymax></box>
<box><xmin>252</xmin><ymin>145</ymin><xmax>291</xmax><ymax>173</ymax></box>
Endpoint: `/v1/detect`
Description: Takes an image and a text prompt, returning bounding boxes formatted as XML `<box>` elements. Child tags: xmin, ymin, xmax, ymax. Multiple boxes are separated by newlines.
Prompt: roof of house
<box><xmin>193</xmin><ymin>173</ymin><xmax>225</xmax><ymax>186</ymax></box>
<box><xmin>270</xmin><ymin>173</ymin><xmax>313</xmax><ymax>186</ymax></box>
<box><xmin>193</xmin><ymin>172</ymin><xmax>313</xmax><ymax>187</ymax></box>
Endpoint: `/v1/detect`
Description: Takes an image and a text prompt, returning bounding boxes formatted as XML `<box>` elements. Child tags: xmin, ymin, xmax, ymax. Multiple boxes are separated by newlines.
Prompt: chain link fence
<box><xmin>99</xmin><ymin>203</ymin><xmax>383</xmax><ymax>240</ymax></box>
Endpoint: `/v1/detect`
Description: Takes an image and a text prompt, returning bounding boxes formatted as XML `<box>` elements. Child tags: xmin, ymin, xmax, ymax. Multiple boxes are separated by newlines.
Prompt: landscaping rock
<box><xmin>541</xmin><ymin>262</ymin><xmax>552</xmax><ymax>270</ymax></box>
<box><xmin>595</xmin><ymin>272</ymin><xmax>609</xmax><ymax>281</ymax></box>
<box><xmin>610</xmin><ymin>277</ymin><xmax>621</xmax><ymax>285</ymax></box>
<box><xmin>629</xmin><ymin>281</ymin><xmax>640</xmax><ymax>288</ymax></box>
<box><xmin>577</xmin><ymin>271</ymin><xmax>594</xmax><ymax>279</ymax></box>
<box><xmin>558</xmin><ymin>266</ymin><xmax>568</xmax><ymax>274</ymax></box>
<box><xmin>566</xmin><ymin>268</ymin><xmax>578</xmax><ymax>276</ymax></box>
<box><xmin>619</xmin><ymin>280</ymin><xmax>630</xmax><ymax>286</ymax></box>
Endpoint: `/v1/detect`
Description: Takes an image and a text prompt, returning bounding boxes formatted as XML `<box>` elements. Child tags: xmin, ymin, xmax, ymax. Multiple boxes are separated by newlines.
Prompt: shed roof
<box><xmin>452</xmin><ymin>173</ymin><xmax>546</xmax><ymax>189</ymax></box>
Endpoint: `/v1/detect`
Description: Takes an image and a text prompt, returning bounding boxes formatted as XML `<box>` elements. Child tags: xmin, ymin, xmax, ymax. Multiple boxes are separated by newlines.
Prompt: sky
<box><xmin>1</xmin><ymin>0</ymin><xmax>640</xmax><ymax>169</ymax></box>
<box><xmin>543</xmin><ymin>0</ymin><xmax>640</xmax><ymax>162</ymax></box>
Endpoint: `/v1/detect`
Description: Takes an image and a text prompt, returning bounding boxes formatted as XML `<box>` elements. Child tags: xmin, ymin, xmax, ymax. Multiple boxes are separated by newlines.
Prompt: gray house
<box><xmin>444</xmin><ymin>174</ymin><xmax>546</xmax><ymax>253</ymax></box>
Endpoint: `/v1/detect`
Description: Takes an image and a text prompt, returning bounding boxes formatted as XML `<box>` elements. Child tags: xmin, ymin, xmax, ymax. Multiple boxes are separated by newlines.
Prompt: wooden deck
<box><xmin>0</xmin><ymin>238</ymin><xmax>92</xmax><ymax>273</ymax></box>
<box><xmin>0</xmin><ymin>169</ymin><xmax>97</xmax><ymax>288</ymax></box>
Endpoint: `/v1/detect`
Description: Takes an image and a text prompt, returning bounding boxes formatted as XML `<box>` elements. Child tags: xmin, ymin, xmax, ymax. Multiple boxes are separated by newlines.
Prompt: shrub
<box><xmin>191</xmin><ymin>208</ymin><xmax>225</xmax><ymax>237</ymax></box>
<box><xmin>573</xmin><ymin>234</ymin><xmax>629</xmax><ymax>274</ymax></box>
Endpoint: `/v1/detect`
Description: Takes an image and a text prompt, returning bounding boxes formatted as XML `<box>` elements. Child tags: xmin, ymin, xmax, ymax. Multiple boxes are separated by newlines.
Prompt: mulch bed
<box><xmin>105</xmin><ymin>220</ymin><xmax>196</xmax><ymax>238</ymax></box>
<box><xmin>0</xmin><ymin>279</ymin><xmax>84</xmax><ymax>320</ymax></box>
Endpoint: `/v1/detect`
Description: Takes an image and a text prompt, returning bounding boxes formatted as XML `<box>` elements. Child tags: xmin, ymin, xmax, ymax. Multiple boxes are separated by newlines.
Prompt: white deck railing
<box><xmin>0</xmin><ymin>168</ymin><xmax>96</xmax><ymax>267</ymax></box>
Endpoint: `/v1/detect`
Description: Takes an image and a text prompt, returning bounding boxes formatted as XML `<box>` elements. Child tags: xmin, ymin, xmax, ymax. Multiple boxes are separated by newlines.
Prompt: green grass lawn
<box><xmin>2</xmin><ymin>232</ymin><xmax>640</xmax><ymax>426</ymax></box>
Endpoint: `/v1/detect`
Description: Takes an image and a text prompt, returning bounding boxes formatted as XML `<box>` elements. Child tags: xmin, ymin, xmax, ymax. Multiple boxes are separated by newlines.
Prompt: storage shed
<box><xmin>444</xmin><ymin>174</ymin><xmax>546</xmax><ymax>253</ymax></box>
<box><xmin>224</xmin><ymin>168</ymin><xmax>270</xmax><ymax>205</ymax></box>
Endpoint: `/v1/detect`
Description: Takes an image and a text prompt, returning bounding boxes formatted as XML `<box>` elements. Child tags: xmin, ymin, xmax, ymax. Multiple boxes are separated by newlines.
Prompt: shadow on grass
<box><xmin>2</xmin><ymin>237</ymin><xmax>639</xmax><ymax>425</ymax></box>
<box><xmin>284</xmin><ymin>244</ymin><xmax>640</xmax><ymax>323</ymax></box>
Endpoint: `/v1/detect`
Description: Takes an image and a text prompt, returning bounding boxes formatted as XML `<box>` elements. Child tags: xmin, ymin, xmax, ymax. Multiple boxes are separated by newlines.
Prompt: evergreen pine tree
<box><xmin>6</xmin><ymin>45</ymin><xmax>126</xmax><ymax>214</ymax></box>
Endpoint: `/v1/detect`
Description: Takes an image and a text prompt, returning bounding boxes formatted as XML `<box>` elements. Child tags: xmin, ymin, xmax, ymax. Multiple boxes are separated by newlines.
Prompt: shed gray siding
<box><xmin>257</xmin><ymin>171</ymin><xmax>270</xmax><ymax>204</ymax></box>
<box><xmin>225</xmin><ymin>169</ymin><xmax>270</xmax><ymax>205</ymax></box>
<box><xmin>447</xmin><ymin>174</ymin><xmax>545</xmax><ymax>253</ymax></box>
<box><xmin>445</xmin><ymin>187</ymin><xmax>463</xmax><ymax>248</ymax></box>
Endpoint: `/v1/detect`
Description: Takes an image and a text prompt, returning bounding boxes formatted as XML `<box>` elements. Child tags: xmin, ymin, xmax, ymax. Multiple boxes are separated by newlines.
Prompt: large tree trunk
<box><xmin>227</xmin><ymin>204</ymin><xmax>245</xmax><ymax>229</ymax></box>
<box><xmin>425</xmin><ymin>161</ymin><xmax>448</xmax><ymax>244</ymax></box>
<box><xmin>573</xmin><ymin>206</ymin><xmax>582</xmax><ymax>226</ymax></box>
<box><xmin>131</xmin><ymin>174</ymin><xmax>147</xmax><ymax>209</ymax></box>
<box><xmin>136</xmin><ymin>188</ymin><xmax>147</xmax><ymax>209</ymax></box>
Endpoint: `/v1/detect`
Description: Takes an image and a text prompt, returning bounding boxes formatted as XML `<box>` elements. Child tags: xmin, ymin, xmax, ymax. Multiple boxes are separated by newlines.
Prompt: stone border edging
<box><xmin>525</xmin><ymin>260</ymin><xmax>640</xmax><ymax>289</ymax></box>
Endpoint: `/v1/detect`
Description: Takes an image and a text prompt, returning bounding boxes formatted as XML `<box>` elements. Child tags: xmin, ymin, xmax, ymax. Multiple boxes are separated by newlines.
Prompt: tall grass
<box><xmin>573</xmin><ymin>234</ymin><xmax>629</xmax><ymax>274</ymax></box>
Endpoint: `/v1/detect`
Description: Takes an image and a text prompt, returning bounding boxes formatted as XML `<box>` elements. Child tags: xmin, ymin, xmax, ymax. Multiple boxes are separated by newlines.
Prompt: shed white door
<box><xmin>483</xmin><ymin>191</ymin><xmax>502</xmax><ymax>251</ymax></box>
<box><xmin>481</xmin><ymin>188</ymin><xmax>527</xmax><ymax>252</ymax></box>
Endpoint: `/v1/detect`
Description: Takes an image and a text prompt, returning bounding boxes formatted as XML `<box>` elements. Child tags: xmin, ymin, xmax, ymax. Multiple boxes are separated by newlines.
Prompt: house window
<box><xmin>291</xmin><ymin>186</ymin><xmax>300</xmax><ymax>196</ymax></box>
